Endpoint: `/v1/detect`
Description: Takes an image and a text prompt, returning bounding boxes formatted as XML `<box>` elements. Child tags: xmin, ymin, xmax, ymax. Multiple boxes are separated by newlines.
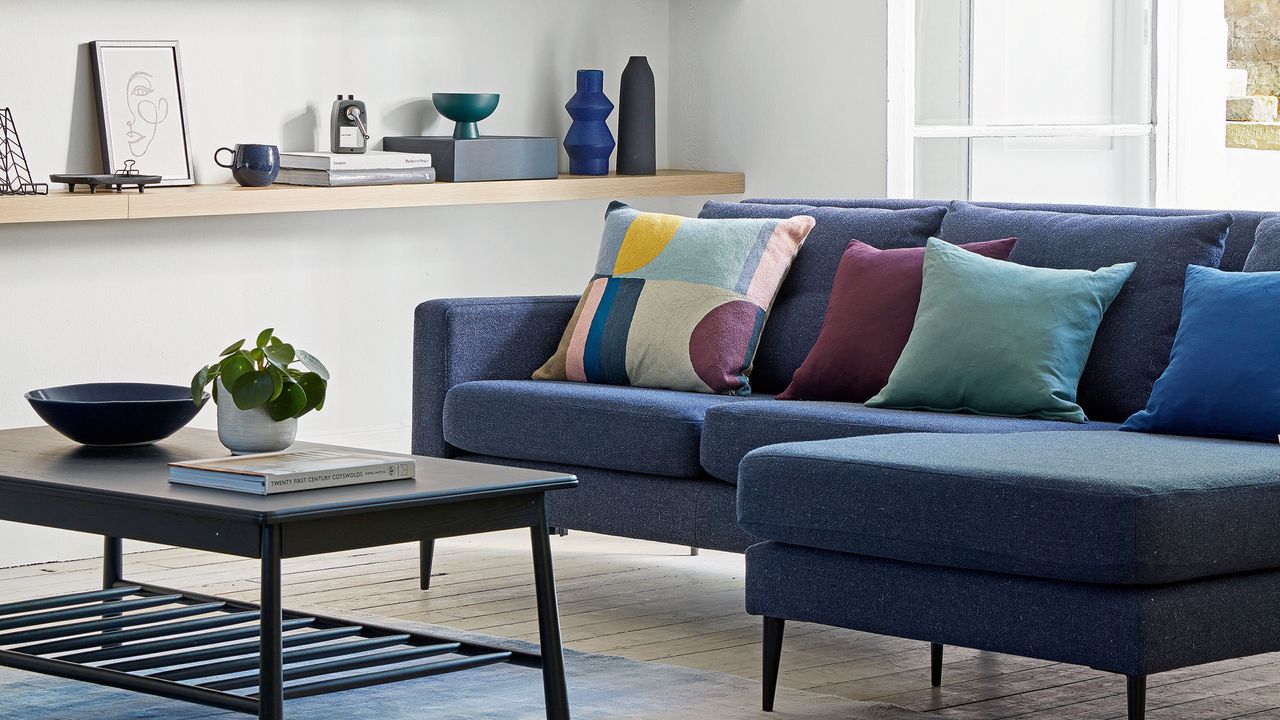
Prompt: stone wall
<box><xmin>1227</xmin><ymin>0</ymin><xmax>1280</xmax><ymax>96</ymax></box>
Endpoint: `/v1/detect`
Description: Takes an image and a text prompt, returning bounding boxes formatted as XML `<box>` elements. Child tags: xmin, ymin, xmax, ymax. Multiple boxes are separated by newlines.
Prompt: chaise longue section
<box><xmin>742</xmin><ymin>430</ymin><xmax>1280</xmax><ymax>719</ymax></box>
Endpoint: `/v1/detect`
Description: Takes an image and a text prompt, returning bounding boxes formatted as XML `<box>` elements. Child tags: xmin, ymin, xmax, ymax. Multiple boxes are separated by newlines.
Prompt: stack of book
<box><xmin>169</xmin><ymin>449</ymin><xmax>416</xmax><ymax>495</ymax></box>
<box><xmin>277</xmin><ymin>151</ymin><xmax>435</xmax><ymax>187</ymax></box>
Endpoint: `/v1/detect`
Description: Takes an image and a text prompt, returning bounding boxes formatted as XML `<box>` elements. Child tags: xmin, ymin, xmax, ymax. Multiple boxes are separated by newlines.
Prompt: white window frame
<box><xmin>887</xmin><ymin>0</ymin><xmax>1176</xmax><ymax>206</ymax></box>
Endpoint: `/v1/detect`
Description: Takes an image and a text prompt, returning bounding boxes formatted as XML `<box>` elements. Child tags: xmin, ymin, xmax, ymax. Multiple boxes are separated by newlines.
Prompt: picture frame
<box><xmin>89</xmin><ymin>41</ymin><xmax>195</xmax><ymax>186</ymax></box>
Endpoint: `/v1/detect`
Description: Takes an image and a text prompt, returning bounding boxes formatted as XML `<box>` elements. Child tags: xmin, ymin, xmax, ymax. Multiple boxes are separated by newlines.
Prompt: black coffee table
<box><xmin>0</xmin><ymin>427</ymin><xmax>577</xmax><ymax>719</ymax></box>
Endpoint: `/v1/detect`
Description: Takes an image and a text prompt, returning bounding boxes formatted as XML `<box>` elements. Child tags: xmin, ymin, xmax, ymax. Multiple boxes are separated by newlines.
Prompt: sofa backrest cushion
<box><xmin>939</xmin><ymin>202</ymin><xmax>1231</xmax><ymax>422</ymax></box>
<box><xmin>697</xmin><ymin>202</ymin><xmax>946</xmax><ymax>394</ymax></box>
<box><xmin>1245</xmin><ymin>216</ymin><xmax>1280</xmax><ymax>271</ymax></box>
<box><xmin>742</xmin><ymin>197</ymin><xmax>1271</xmax><ymax>272</ymax></box>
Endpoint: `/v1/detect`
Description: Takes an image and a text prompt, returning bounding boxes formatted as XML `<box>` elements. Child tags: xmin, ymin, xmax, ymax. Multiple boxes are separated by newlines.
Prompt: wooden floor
<box><xmin>5</xmin><ymin>530</ymin><xmax>1280</xmax><ymax>719</ymax></box>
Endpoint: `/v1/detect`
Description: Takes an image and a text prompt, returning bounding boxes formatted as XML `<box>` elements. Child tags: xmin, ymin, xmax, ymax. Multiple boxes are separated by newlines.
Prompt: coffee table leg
<box><xmin>259</xmin><ymin>524</ymin><xmax>284</xmax><ymax>720</ymax></box>
<box><xmin>530</xmin><ymin>519</ymin><xmax>570</xmax><ymax>720</ymax></box>
<box><xmin>103</xmin><ymin>536</ymin><xmax>123</xmax><ymax>588</ymax></box>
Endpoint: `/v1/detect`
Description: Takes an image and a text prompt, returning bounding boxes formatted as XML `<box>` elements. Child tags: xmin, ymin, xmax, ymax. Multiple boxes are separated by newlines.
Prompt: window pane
<box><xmin>915</xmin><ymin>0</ymin><xmax>1152</xmax><ymax>125</ymax></box>
<box><xmin>914</xmin><ymin>135</ymin><xmax>1152</xmax><ymax>206</ymax></box>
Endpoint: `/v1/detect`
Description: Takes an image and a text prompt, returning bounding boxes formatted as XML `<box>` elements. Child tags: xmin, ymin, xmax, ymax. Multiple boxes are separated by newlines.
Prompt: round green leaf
<box><xmin>266</xmin><ymin>365</ymin><xmax>286</xmax><ymax>401</ymax></box>
<box><xmin>191</xmin><ymin>366</ymin><xmax>210</xmax><ymax>406</ymax></box>
<box><xmin>256</xmin><ymin>328</ymin><xmax>274</xmax><ymax>349</ymax></box>
<box><xmin>295</xmin><ymin>349</ymin><xmax>330</xmax><ymax>381</ymax></box>
<box><xmin>219</xmin><ymin>339</ymin><xmax>246</xmax><ymax>356</ymax></box>
<box><xmin>264</xmin><ymin>343</ymin><xmax>295</xmax><ymax>367</ymax></box>
<box><xmin>219</xmin><ymin>354</ymin><xmax>254</xmax><ymax>391</ymax></box>
<box><xmin>266</xmin><ymin>382</ymin><xmax>307</xmax><ymax>421</ymax></box>
<box><xmin>231</xmin><ymin>370</ymin><xmax>274</xmax><ymax>410</ymax></box>
<box><xmin>294</xmin><ymin>372</ymin><xmax>327</xmax><ymax>417</ymax></box>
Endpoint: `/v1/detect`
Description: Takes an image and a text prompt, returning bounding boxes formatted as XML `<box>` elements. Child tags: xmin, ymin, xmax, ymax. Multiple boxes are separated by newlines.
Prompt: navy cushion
<box><xmin>1123</xmin><ymin>266</ymin><xmax>1280</xmax><ymax>441</ymax></box>
<box><xmin>940</xmin><ymin>203</ymin><xmax>1231</xmax><ymax>422</ymax></box>
<box><xmin>1245</xmin><ymin>216</ymin><xmax>1280</xmax><ymax>271</ymax></box>
<box><xmin>700</xmin><ymin>400</ymin><xmax>1117</xmax><ymax>484</ymax></box>
<box><xmin>697</xmin><ymin>202</ymin><xmax>946</xmax><ymax>394</ymax></box>
<box><xmin>443</xmin><ymin>380</ymin><xmax>752</xmax><ymax>478</ymax></box>
<box><xmin>738</xmin><ymin>431</ymin><xmax>1280</xmax><ymax>584</ymax></box>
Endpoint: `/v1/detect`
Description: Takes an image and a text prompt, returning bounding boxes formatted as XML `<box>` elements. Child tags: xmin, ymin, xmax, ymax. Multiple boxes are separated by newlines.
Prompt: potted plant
<box><xmin>192</xmin><ymin>329</ymin><xmax>329</xmax><ymax>454</ymax></box>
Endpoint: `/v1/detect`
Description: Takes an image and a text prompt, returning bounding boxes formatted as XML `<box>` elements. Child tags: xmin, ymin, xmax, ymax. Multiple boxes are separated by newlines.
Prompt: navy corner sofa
<box><xmin>413</xmin><ymin>198</ymin><xmax>1280</xmax><ymax>720</ymax></box>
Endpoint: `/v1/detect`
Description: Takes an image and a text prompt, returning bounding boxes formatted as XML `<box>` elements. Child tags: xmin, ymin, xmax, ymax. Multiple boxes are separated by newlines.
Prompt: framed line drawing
<box><xmin>90</xmin><ymin>41</ymin><xmax>195</xmax><ymax>186</ymax></box>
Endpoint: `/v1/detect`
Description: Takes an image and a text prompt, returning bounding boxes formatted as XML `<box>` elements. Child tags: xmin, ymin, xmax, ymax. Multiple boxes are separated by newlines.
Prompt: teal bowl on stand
<box><xmin>432</xmin><ymin>93</ymin><xmax>500</xmax><ymax>139</ymax></box>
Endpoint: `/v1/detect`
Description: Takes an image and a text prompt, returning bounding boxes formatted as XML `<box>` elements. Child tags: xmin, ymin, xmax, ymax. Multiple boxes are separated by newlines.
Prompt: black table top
<box><xmin>0</xmin><ymin>427</ymin><xmax>576</xmax><ymax>523</ymax></box>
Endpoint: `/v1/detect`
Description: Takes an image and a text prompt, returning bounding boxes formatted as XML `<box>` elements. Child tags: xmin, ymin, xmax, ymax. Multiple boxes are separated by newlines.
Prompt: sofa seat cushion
<box><xmin>701</xmin><ymin>400</ymin><xmax>1118</xmax><ymax>484</ymax></box>
<box><xmin>738</xmin><ymin>431</ymin><xmax>1280</xmax><ymax>585</ymax></box>
<box><xmin>444</xmin><ymin>380</ymin><xmax>753</xmax><ymax>478</ymax></box>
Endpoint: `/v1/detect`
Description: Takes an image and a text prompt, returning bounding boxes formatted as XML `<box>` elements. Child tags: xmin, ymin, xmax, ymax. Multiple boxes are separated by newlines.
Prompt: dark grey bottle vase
<box><xmin>617</xmin><ymin>56</ymin><xmax>656</xmax><ymax>175</ymax></box>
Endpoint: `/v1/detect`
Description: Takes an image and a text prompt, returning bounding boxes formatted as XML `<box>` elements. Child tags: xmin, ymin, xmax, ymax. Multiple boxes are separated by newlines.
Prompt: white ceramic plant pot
<box><xmin>215</xmin><ymin>379</ymin><xmax>297</xmax><ymax>455</ymax></box>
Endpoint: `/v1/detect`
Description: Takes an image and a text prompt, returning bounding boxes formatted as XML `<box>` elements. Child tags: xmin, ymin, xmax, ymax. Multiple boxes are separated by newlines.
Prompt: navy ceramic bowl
<box><xmin>25</xmin><ymin>383</ymin><xmax>207</xmax><ymax>447</ymax></box>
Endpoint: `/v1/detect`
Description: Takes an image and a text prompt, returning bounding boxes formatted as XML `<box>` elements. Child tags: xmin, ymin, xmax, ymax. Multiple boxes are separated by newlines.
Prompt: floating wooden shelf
<box><xmin>0</xmin><ymin>170</ymin><xmax>744</xmax><ymax>226</ymax></box>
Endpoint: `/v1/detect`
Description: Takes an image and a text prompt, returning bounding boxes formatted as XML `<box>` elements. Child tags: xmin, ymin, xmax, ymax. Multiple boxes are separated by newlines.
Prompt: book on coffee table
<box><xmin>169</xmin><ymin>449</ymin><xmax>415</xmax><ymax>495</ymax></box>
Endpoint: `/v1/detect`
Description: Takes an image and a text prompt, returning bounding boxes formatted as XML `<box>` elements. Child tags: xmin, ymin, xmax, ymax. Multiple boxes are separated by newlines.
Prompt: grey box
<box><xmin>382</xmin><ymin>136</ymin><xmax>559</xmax><ymax>182</ymax></box>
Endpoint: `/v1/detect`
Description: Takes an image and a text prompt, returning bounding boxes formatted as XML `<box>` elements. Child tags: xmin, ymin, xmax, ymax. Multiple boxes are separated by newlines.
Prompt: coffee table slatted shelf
<box><xmin>0</xmin><ymin>582</ymin><xmax>530</xmax><ymax>714</ymax></box>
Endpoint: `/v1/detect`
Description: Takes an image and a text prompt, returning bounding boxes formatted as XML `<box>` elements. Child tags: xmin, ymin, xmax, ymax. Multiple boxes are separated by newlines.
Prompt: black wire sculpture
<box><xmin>0</xmin><ymin>108</ymin><xmax>49</xmax><ymax>196</ymax></box>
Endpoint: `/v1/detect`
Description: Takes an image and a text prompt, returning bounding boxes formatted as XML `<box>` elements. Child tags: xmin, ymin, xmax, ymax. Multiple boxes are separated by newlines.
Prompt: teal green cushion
<box><xmin>866</xmin><ymin>238</ymin><xmax>1135</xmax><ymax>422</ymax></box>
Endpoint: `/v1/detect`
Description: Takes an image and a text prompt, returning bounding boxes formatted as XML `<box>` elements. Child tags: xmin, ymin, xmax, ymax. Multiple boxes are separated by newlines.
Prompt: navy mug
<box><xmin>214</xmin><ymin>144</ymin><xmax>280</xmax><ymax>187</ymax></box>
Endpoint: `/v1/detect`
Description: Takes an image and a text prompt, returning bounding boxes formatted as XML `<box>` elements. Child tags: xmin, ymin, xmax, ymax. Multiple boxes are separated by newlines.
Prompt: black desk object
<box><xmin>0</xmin><ymin>427</ymin><xmax>576</xmax><ymax>719</ymax></box>
<box><xmin>49</xmin><ymin>173</ymin><xmax>163</xmax><ymax>193</ymax></box>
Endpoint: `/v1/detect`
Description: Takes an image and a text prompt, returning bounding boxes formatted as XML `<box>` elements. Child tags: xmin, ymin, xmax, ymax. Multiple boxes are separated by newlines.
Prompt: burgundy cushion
<box><xmin>779</xmin><ymin>237</ymin><xmax>1017</xmax><ymax>402</ymax></box>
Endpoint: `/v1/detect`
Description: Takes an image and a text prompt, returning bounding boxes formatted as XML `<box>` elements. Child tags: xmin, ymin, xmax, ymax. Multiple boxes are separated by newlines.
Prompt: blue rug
<box><xmin>0</xmin><ymin>617</ymin><xmax>920</xmax><ymax>719</ymax></box>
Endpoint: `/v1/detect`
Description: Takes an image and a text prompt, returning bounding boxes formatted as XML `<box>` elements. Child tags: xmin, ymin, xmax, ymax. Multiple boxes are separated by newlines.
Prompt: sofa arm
<box><xmin>412</xmin><ymin>295</ymin><xmax>578</xmax><ymax>457</ymax></box>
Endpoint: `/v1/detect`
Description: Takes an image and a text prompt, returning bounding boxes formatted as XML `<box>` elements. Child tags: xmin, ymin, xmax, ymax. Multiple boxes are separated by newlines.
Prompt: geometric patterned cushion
<box><xmin>534</xmin><ymin>201</ymin><xmax>815</xmax><ymax>395</ymax></box>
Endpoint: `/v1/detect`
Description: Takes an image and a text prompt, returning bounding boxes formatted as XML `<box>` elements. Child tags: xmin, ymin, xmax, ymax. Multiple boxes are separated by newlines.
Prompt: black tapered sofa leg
<box><xmin>762</xmin><ymin>616</ymin><xmax>785</xmax><ymax>711</ymax></box>
<box><xmin>930</xmin><ymin>643</ymin><xmax>943</xmax><ymax>687</ymax></box>
<box><xmin>1127</xmin><ymin>675</ymin><xmax>1146</xmax><ymax>720</ymax></box>
<box><xmin>419</xmin><ymin>538</ymin><xmax>434</xmax><ymax>590</ymax></box>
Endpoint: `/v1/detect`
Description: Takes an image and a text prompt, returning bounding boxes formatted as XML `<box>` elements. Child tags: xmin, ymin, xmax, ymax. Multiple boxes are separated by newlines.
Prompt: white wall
<box><xmin>0</xmin><ymin>0</ymin><xmax>673</xmax><ymax>566</ymax></box>
<box><xmin>666</xmin><ymin>0</ymin><xmax>889</xmax><ymax>210</ymax></box>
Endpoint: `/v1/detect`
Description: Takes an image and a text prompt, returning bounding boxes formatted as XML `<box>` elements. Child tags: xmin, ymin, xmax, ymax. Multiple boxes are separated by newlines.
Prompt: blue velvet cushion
<box><xmin>699</xmin><ymin>399</ymin><xmax>1117</xmax><ymax>484</ymax></box>
<box><xmin>697</xmin><ymin>202</ymin><xmax>946</xmax><ymax>394</ymax></box>
<box><xmin>1245</xmin><ymin>216</ymin><xmax>1280</xmax><ymax>271</ymax></box>
<box><xmin>1122</xmin><ymin>266</ymin><xmax>1280</xmax><ymax>441</ymax></box>
<box><xmin>737</xmin><ymin>431</ymin><xmax>1280</xmax><ymax>584</ymax></box>
<box><xmin>443</xmin><ymin>380</ymin><xmax>753</xmax><ymax>478</ymax></box>
<box><xmin>940</xmin><ymin>203</ymin><xmax>1231</xmax><ymax>422</ymax></box>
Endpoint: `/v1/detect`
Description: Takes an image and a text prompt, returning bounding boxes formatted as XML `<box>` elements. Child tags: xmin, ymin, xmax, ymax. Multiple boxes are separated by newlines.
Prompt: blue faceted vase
<box><xmin>564</xmin><ymin>69</ymin><xmax>615</xmax><ymax>175</ymax></box>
